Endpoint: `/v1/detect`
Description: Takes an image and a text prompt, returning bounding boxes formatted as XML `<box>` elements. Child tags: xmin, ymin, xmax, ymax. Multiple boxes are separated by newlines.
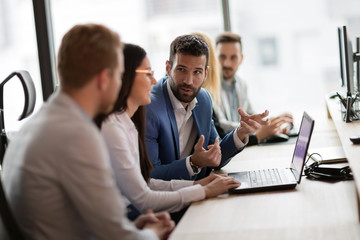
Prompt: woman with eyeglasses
<box><xmin>96</xmin><ymin>43</ymin><xmax>240</xmax><ymax>221</ymax></box>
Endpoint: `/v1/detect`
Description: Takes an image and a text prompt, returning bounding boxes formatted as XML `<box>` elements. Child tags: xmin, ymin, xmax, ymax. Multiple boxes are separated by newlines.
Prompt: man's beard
<box><xmin>222</xmin><ymin>67</ymin><xmax>235</xmax><ymax>80</ymax></box>
<box><xmin>168</xmin><ymin>75</ymin><xmax>201</xmax><ymax>103</ymax></box>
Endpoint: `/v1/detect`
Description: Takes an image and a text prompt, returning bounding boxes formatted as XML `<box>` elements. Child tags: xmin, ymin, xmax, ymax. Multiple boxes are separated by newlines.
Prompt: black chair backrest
<box><xmin>0</xmin><ymin>71</ymin><xmax>36</xmax><ymax>164</ymax></box>
<box><xmin>0</xmin><ymin>174</ymin><xmax>25</xmax><ymax>240</ymax></box>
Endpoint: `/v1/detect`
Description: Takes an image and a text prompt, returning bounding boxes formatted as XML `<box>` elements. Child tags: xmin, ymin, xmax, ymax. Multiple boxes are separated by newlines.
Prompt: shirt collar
<box><xmin>166</xmin><ymin>79</ymin><xmax>197</xmax><ymax>112</ymax></box>
<box><xmin>57</xmin><ymin>91</ymin><xmax>94</xmax><ymax>124</ymax></box>
<box><xmin>221</xmin><ymin>76</ymin><xmax>237</xmax><ymax>89</ymax></box>
<box><xmin>114</xmin><ymin>111</ymin><xmax>136</xmax><ymax>130</ymax></box>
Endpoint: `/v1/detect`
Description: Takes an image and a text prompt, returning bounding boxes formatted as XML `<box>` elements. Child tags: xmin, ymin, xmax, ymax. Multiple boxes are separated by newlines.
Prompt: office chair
<box><xmin>0</xmin><ymin>71</ymin><xmax>36</xmax><ymax>165</ymax></box>
<box><xmin>0</xmin><ymin>172</ymin><xmax>25</xmax><ymax>240</ymax></box>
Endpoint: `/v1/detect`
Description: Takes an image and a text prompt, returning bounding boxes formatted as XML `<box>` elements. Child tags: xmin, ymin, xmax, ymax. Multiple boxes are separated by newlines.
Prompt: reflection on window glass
<box><xmin>0</xmin><ymin>0</ymin><xmax>42</xmax><ymax>132</ymax></box>
<box><xmin>51</xmin><ymin>0</ymin><xmax>222</xmax><ymax>81</ymax></box>
<box><xmin>229</xmin><ymin>0</ymin><xmax>360</xmax><ymax>120</ymax></box>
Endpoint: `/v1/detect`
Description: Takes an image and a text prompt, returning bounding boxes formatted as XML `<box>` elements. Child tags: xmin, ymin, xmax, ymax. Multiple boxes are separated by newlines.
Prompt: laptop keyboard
<box><xmin>249</xmin><ymin>168</ymin><xmax>283</xmax><ymax>186</ymax></box>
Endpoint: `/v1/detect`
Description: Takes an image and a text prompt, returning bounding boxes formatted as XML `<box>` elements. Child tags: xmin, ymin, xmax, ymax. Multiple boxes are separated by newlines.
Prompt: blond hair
<box><xmin>190</xmin><ymin>31</ymin><xmax>221</xmax><ymax>105</ymax></box>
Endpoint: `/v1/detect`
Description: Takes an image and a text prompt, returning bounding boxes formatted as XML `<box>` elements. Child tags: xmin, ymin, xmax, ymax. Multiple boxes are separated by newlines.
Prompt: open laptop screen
<box><xmin>291</xmin><ymin>112</ymin><xmax>314</xmax><ymax>183</ymax></box>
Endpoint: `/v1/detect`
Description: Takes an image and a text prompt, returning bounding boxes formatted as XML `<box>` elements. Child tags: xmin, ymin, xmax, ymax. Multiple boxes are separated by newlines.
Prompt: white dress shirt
<box><xmin>166</xmin><ymin>81</ymin><xmax>247</xmax><ymax>177</ymax></box>
<box><xmin>1</xmin><ymin>92</ymin><xmax>157</xmax><ymax>240</ymax></box>
<box><xmin>101</xmin><ymin>111</ymin><xmax>205</xmax><ymax>213</ymax></box>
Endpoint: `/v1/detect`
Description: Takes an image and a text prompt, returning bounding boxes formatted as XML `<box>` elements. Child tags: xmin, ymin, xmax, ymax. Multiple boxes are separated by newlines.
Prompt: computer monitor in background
<box><xmin>337</xmin><ymin>26</ymin><xmax>360</xmax><ymax>122</ymax></box>
<box><xmin>338</xmin><ymin>27</ymin><xmax>345</xmax><ymax>88</ymax></box>
<box><xmin>356</xmin><ymin>37</ymin><xmax>360</xmax><ymax>94</ymax></box>
<box><xmin>341</xmin><ymin>26</ymin><xmax>360</xmax><ymax>97</ymax></box>
<box><xmin>342</xmin><ymin>26</ymin><xmax>354</xmax><ymax>97</ymax></box>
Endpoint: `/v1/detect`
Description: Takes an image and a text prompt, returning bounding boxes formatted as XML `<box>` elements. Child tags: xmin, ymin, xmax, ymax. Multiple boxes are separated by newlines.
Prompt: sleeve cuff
<box><xmin>233</xmin><ymin>128</ymin><xmax>249</xmax><ymax>149</ymax></box>
<box><xmin>177</xmin><ymin>184</ymin><xmax>206</xmax><ymax>203</ymax></box>
<box><xmin>186</xmin><ymin>156</ymin><xmax>201</xmax><ymax>177</ymax></box>
<box><xmin>185</xmin><ymin>156</ymin><xmax>195</xmax><ymax>176</ymax></box>
<box><xmin>169</xmin><ymin>179</ymin><xmax>195</xmax><ymax>190</ymax></box>
<box><xmin>140</xmin><ymin>229</ymin><xmax>161</xmax><ymax>240</ymax></box>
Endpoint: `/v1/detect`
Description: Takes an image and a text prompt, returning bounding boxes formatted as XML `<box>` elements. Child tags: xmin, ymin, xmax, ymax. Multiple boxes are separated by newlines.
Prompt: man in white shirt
<box><xmin>215</xmin><ymin>31</ymin><xmax>293</xmax><ymax>145</ymax></box>
<box><xmin>1</xmin><ymin>24</ymin><xmax>174</xmax><ymax>240</ymax></box>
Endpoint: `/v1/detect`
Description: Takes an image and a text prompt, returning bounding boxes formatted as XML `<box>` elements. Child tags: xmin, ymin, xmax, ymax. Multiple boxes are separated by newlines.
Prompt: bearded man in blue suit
<box><xmin>145</xmin><ymin>34</ymin><xmax>269</xmax><ymax>181</ymax></box>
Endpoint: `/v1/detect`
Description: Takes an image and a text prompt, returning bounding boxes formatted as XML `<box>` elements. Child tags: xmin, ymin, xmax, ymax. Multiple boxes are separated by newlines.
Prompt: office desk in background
<box><xmin>170</xmin><ymin>115</ymin><xmax>360</xmax><ymax>240</ymax></box>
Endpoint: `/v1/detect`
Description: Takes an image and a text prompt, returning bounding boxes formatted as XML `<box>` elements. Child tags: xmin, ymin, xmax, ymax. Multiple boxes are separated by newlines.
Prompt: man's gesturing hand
<box><xmin>190</xmin><ymin>135</ymin><xmax>222</xmax><ymax>168</ymax></box>
<box><xmin>236</xmin><ymin>108</ymin><xmax>270</xmax><ymax>141</ymax></box>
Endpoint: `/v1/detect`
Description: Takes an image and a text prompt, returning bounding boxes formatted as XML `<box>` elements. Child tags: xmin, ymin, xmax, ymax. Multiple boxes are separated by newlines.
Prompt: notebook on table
<box><xmin>228</xmin><ymin>111</ymin><xmax>315</xmax><ymax>194</ymax></box>
<box><xmin>307</xmin><ymin>146</ymin><xmax>347</xmax><ymax>163</ymax></box>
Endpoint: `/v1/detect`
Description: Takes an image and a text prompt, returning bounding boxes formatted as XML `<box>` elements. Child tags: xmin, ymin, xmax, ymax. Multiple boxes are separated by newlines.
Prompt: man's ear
<box><xmin>205</xmin><ymin>65</ymin><xmax>209</xmax><ymax>77</ymax></box>
<box><xmin>97</xmin><ymin>68</ymin><xmax>111</xmax><ymax>91</ymax></box>
<box><xmin>165</xmin><ymin>60</ymin><xmax>171</xmax><ymax>75</ymax></box>
<box><xmin>202</xmin><ymin>66</ymin><xmax>209</xmax><ymax>83</ymax></box>
<box><xmin>239</xmin><ymin>53</ymin><xmax>244</xmax><ymax>65</ymax></box>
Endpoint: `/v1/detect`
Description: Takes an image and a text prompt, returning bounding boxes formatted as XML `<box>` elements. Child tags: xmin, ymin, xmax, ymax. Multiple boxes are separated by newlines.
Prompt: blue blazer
<box><xmin>145</xmin><ymin>77</ymin><xmax>244</xmax><ymax>180</ymax></box>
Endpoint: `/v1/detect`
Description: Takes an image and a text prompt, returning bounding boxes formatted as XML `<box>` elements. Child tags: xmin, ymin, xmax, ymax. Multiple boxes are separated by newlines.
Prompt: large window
<box><xmin>4</xmin><ymin>0</ymin><xmax>358</xmax><ymax>131</ymax></box>
<box><xmin>0</xmin><ymin>0</ymin><xmax>43</xmax><ymax>131</ymax></box>
<box><xmin>51</xmin><ymin>0</ymin><xmax>223</xmax><ymax>81</ymax></box>
<box><xmin>229</xmin><ymin>0</ymin><xmax>360</xmax><ymax>122</ymax></box>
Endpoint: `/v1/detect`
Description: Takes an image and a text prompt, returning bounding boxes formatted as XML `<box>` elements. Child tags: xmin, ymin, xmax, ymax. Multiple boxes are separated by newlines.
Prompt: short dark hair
<box><xmin>168</xmin><ymin>34</ymin><xmax>209</xmax><ymax>69</ymax></box>
<box><xmin>215</xmin><ymin>31</ymin><xmax>242</xmax><ymax>53</ymax></box>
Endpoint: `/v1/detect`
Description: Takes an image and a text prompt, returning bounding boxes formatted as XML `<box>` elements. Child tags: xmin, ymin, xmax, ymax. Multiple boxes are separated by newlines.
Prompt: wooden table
<box><xmin>170</xmin><ymin>113</ymin><xmax>360</xmax><ymax>240</ymax></box>
<box><xmin>326</xmin><ymin>96</ymin><xmax>360</xmax><ymax>220</ymax></box>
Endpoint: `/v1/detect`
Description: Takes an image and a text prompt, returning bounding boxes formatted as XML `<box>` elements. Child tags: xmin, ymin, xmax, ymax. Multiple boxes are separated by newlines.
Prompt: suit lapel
<box><xmin>161</xmin><ymin>79</ymin><xmax>180</xmax><ymax>159</ymax></box>
<box><xmin>221</xmin><ymin>87</ymin><xmax>232</xmax><ymax>121</ymax></box>
<box><xmin>192</xmin><ymin>104</ymin><xmax>206</xmax><ymax>150</ymax></box>
<box><xmin>192</xmin><ymin>106</ymin><xmax>201</xmax><ymax>139</ymax></box>
<box><xmin>234</xmin><ymin>79</ymin><xmax>243</xmax><ymax>117</ymax></box>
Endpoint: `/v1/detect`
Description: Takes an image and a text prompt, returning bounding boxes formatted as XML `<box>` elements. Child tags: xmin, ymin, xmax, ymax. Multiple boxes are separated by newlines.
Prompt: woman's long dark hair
<box><xmin>95</xmin><ymin>43</ymin><xmax>153</xmax><ymax>182</ymax></box>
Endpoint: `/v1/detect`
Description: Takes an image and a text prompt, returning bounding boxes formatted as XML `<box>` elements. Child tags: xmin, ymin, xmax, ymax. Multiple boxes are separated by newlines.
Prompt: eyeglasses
<box><xmin>135</xmin><ymin>69</ymin><xmax>155</xmax><ymax>78</ymax></box>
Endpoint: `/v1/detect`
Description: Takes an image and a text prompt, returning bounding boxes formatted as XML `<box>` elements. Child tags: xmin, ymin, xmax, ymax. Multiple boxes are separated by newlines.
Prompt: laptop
<box><xmin>228</xmin><ymin>111</ymin><xmax>315</xmax><ymax>194</ymax></box>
